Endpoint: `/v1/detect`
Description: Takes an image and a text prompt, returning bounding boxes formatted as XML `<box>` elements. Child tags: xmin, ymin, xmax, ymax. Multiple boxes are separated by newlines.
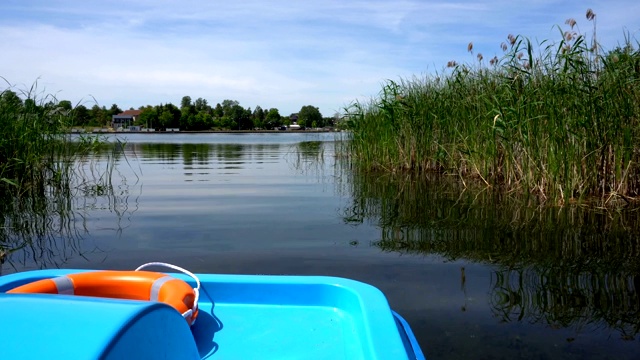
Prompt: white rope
<box><xmin>135</xmin><ymin>262</ymin><xmax>200</xmax><ymax>324</ymax></box>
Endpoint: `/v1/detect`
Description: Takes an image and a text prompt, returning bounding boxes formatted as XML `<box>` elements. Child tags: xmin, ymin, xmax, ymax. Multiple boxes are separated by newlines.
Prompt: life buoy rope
<box><xmin>7</xmin><ymin>262</ymin><xmax>200</xmax><ymax>326</ymax></box>
<box><xmin>136</xmin><ymin>262</ymin><xmax>200</xmax><ymax>325</ymax></box>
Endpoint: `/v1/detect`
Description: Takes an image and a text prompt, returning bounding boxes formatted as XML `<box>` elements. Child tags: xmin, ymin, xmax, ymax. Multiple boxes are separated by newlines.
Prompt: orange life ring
<box><xmin>7</xmin><ymin>270</ymin><xmax>199</xmax><ymax>325</ymax></box>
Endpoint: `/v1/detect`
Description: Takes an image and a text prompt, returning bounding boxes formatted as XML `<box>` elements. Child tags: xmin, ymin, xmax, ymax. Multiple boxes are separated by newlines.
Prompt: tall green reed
<box><xmin>0</xmin><ymin>81</ymin><xmax>118</xmax><ymax>270</ymax></box>
<box><xmin>345</xmin><ymin>10</ymin><xmax>640</xmax><ymax>204</ymax></box>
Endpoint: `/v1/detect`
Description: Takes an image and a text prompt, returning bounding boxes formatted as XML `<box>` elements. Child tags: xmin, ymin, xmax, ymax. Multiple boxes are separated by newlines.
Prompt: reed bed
<box><xmin>345</xmin><ymin>11</ymin><xmax>640</xmax><ymax>204</ymax></box>
<box><xmin>0</xmin><ymin>82</ymin><xmax>116</xmax><ymax>269</ymax></box>
<box><xmin>2</xmin><ymin>84</ymin><xmax>73</xmax><ymax>192</ymax></box>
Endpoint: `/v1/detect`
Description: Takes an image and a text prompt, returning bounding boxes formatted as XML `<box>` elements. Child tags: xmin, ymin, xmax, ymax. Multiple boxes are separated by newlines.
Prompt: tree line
<box><xmin>37</xmin><ymin>95</ymin><xmax>336</xmax><ymax>131</ymax></box>
<box><xmin>0</xmin><ymin>91</ymin><xmax>339</xmax><ymax>131</ymax></box>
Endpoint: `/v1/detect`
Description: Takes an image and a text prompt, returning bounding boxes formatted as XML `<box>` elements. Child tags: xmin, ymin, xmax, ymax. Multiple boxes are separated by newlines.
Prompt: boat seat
<box><xmin>0</xmin><ymin>293</ymin><xmax>199</xmax><ymax>360</ymax></box>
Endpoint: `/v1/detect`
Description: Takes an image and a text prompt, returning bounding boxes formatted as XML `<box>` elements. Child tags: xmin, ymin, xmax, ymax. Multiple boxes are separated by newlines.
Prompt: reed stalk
<box><xmin>0</xmin><ymin>81</ymin><xmax>116</xmax><ymax>269</ymax></box>
<box><xmin>345</xmin><ymin>11</ymin><xmax>640</xmax><ymax>204</ymax></box>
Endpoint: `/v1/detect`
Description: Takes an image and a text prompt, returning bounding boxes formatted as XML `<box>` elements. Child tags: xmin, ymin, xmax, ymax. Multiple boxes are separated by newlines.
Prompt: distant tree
<box><xmin>253</xmin><ymin>106</ymin><xmax>265</xmax><ymax>128</ymax></box>
<box><xmin>90</xmin><ymin>105</ymin><xmax>109</xmax><ymax>126</ymax></box>
<box><xmin>160</xmin><ymin>103</ymin><xmax>181</xmax><ymax>128</ymax></box>
<box><xmin>221</xmin><ymin>99</ymin><xmax>239</xmax><ymax>117</ymax></box>
<box><xmin>159</xmin><ymin>110</ymin><xmax>173</xmax><ymax>129</ymax></box>
<box><xmin>42</xmin><ymin>100</ymin><xmax>55</xmax><ymax>111</ymax></box>
<box><xmin>264</xmin><ymin>108</ymin><xmax>282</xmax><ymax>129</ymax></box>
<box><xmin>239</xmin><ymin>106</ymin><xmax>253</xmax><ymax>130</ymax></box>
<box><xmin>191</xmin><ymin>110</ymin><xmax>213</xmax><ymax>130</ymax></box>
<box><xmin>0</xmin><ymin>90</ymin><xmax>23</xmax><ymax>108</ymax></box>
<box><xmin>180</xmin><ymin>97</ymin><xmax>196</xmax><ymax>130</ymax></box>
<box><xmin>219</xmin><ymin>116</ymin><xmax>235</xmax><ymax>129</ymax></box>
<box><xmin>194</xmin><ymin>98</ymin><xmax>210</xmax><ymax>112</ymax></box>
<box><xmin>23</xmin><ymin>98</ymin><xmax>37</xmax><ymax>111</ymax></box>
<box><xmin>71</xmin><ymin>104</ymin><xmax>90</xmax><ymax>126</ymax></box>
<box><xmin>108</xmin><ymin>104</ymin><xmax>122</xmax><ymax>117</ymax></box>
<box><xmin>57</xmin><ymin>100</ymin><xmax>73</xmax><ymax>112</ymax></box>
<box><xmin>180</xmin><ymin>96</ymin><xmax>192</xmax><ymax>109</ymax></box>
<box><xmin>213</xmin><ymin>103</ymin><xmax>224</xmax><ymax>118</ymax></box>
<box><xmin>297</xmin><ymin>105</ymin><xmax>322</xmax><ymax>128</ymax></box>
<box><xmin>322</xmin><ymin>116</ymin><xmax>336</xmax><ymax>128</ymax></box>
<box><xmin>138</xmin><ymin>106</ymin><xmax>158</xmax><ymax>128</ymax></box>
<box><xmin>150</xmin><ymin>103</ymin><xmax>180</xmax><ymax>129</ymax></box>
<box><xmin>226</xmin><ymin>104</ymin><xmax>253</xmax><ymax>130</ymax></box>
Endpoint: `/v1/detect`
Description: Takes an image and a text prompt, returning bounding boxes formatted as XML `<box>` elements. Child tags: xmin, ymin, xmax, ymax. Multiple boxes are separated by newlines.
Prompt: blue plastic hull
<box><xmin>0</xmin><ymin>270</ymin><xmax>425</xmax><ymax>359</ymax></box>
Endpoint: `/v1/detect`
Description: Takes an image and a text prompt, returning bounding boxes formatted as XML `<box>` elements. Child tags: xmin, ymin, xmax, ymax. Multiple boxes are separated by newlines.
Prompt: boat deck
<box><xmin>0</xmin><ymin>270</ymin><xmax>425</xmax><ymax>359</ymax></box>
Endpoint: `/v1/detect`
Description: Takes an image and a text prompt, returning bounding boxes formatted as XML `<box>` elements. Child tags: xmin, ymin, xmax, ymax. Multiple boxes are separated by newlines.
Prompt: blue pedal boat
<box><xmin>0</xmin><ymin>268</ymin><xmax>425</xmax><ymax>359</ymax></box>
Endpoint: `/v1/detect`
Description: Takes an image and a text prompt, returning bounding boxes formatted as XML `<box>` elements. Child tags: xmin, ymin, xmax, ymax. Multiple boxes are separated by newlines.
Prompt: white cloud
<box><xmin>1</xmin><ymin>1</ymin><xmax>639</xmax><ymax>116</ymax></box>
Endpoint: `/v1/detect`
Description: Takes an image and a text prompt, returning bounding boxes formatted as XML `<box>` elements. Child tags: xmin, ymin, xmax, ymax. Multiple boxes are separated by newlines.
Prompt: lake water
<box><xmin>3</xmin><ymin>132</ymin><xmax>640</xmax><ymax>359</ymax></box>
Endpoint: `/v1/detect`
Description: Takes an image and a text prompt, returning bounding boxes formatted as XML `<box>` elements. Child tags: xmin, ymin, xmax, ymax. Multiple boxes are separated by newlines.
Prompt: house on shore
<box><xmin>111</xmin><ymin>110</ymin><xmax>142</xmax><ymax>130</ymax></box>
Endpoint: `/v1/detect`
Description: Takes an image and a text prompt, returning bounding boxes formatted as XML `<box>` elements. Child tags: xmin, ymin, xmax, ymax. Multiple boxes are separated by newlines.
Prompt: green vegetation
<box><xmin>67</xmin><ymin>94</ymin><xmax>335</xmax><ymax>131</ymax></box>
<box><xmin>297</xmin><ymin>105</ymin><xmax>323</xmax><ymax>128</ymax></box>
<box><xmin>1</xmin><ymin>85</ymin><xmax>91</xmax><ymax>192</ymax></box>
<box><xmin>140</xmin><ymin>98</ymin><xmax>334</xmax><ymax>131</ymax></box>
<box><xmin>0</xmin><ymin>82</ymin><xmax>117</xmax><ymax>268</ymax></box>
<box><xmin>64</xmin><ymin>102</ymin><xmax>122</xmax><ymax>128</ymax></box>
<box><xmin>345</xmin><ymin>10</ymin><xmax>640</xmax><ymax>204</ymax></box>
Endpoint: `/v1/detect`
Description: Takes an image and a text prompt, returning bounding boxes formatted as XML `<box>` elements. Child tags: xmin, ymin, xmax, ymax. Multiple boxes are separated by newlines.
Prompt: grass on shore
<box><xmin>0</xmin><ymin>81</ymin><xmax>117</xmax><ymax>266</ymax></box>
<box><xmin>345</xmin><ymin>10</ymin><xmax>640</xmax><ymax>205</ymax></box>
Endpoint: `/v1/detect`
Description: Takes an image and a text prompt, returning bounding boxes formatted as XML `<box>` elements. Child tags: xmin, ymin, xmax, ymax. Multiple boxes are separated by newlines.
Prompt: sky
<box><xmin>1</xmin><ymin>1</ymin><xmax>639</xmax><ymax>117</ymax></box>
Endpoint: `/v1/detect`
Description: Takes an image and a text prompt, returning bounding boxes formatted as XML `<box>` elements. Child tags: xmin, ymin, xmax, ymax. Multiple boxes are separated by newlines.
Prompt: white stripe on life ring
<box><xmin>149</xmin><ymin>276</ymin><xmax>174</xmax><ymax>301</ymax></box>
<box><xmin>53</xmin><ymin>276</ymin><xmax>75</xmax><ymax>295</ymax></box>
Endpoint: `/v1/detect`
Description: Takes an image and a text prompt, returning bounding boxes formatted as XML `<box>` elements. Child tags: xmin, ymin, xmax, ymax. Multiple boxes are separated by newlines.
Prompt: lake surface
<box><xmin>3</xmin><ymin>132</ymin><xmax>640</xmax><ymax>359</ymax></box>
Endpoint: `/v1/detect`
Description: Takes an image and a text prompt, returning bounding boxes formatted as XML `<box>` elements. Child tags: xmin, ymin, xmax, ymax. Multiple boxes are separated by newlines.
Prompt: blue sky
<box><xmin>1</xmin><ymin>1</ymin><xmax>639</xmax><ymax>117</ymax></box>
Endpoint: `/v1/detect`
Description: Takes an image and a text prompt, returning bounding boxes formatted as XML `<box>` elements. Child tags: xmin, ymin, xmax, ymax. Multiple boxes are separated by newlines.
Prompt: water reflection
<box><xmin>340</xmin><ymin>170</ymin><xmax>640</xmax><ymax>338</ymax></box>
<box><xmin>0</xmin><ymin>153</ymin><xmax>138</xmax><ymax>274</ymax></box>
<box><xmin>129</xmin><ymin>143</ymin><xmax>285</xmax><ymax>180</ymax></box>
<box><xmin>492</xmin><ymin>267</ymin><xmax>640</xmax><ymax>340</ymax></box>
<box><xmin>289</xmin><ymin>141</ymin><xmax>327</xmax><ymax>180</ymax></box>
<box><xmin>1</xmin><ymin>138</ymin><xmax>331</xmax><ymax>273</ymax></box>
<box><xmin>0</xmin><ymin>188</ymin><xmax>79</xmax><ymax>274</ymax></box>
<box><xmin>123</xmin><ymin>141</ymin><xmax>327</xmax><ymax>182</ymax></box>
<box><xmin>7</xmin><ymin>133</ymin><xmax>639</xmax><ymax>356</ymax></box>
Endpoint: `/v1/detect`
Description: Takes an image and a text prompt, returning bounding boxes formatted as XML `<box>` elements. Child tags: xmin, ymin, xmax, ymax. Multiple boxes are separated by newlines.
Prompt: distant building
<box><xmin>112</xmin><ymin>110</ymin><xmax>142</xmax><ymax>129</ymax></box>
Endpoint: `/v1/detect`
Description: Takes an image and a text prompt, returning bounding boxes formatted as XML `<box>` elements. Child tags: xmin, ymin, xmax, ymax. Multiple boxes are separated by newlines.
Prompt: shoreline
<box><xmin>70</xmin><ymin>129</ymin><xmax>336</xmax><ymax>134</ymax></box>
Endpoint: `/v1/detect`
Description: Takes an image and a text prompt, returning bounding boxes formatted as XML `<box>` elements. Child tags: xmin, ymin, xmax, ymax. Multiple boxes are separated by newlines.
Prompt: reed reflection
<box><xmin>339</xmin><ymin>170</ymin><xmax>640</xmax><ymax>338</ymax></box>
<box><xmin>1</xmin><ymin>144</ymin><xmax>138</xmax><ymax>274</ymax></box>
<box><xmin>492</xmin><ymin>267</ymin><xmax>640</xmax><ymax>340</ymax></box>
<box><xmin>289</xmin><ymin>141</ymin><xmax>328</xmax><ymax>180</ymax></box>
